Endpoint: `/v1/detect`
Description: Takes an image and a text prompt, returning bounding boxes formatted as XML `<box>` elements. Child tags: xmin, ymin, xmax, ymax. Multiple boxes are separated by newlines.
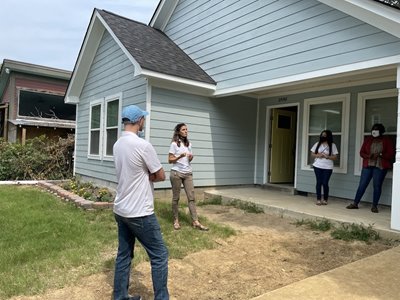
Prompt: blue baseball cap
<box><xmin>121</xmin><ymin>105</ymin><xmax>149</xmax><ymax>123</ymax></box>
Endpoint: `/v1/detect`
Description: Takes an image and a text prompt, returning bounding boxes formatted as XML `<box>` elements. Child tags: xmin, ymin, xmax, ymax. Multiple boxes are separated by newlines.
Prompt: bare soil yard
<box><xmin>11</xmin><ymin>205</ymin><xmax>397</xmax><ymax>300</ymax></box>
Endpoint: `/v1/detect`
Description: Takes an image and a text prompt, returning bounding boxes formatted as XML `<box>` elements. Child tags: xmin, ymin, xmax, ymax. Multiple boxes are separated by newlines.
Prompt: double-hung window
<box><xmin>88</xmin><ymin>93</ymin><xmax>122</xmax><ymax>160</ymax></box>
<box><xmin>302</xmin><ymin>94</ymin><xmax>350</xmax><ymax>173</ymax></box>
<box><xmin>355</xmin><ymin>89</ymin><xmax>397</xmax><ymax>175</ymax></box>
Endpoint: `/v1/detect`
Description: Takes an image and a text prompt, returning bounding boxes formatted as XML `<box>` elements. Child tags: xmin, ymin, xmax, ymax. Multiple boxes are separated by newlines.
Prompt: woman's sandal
<box><xmin>173</xmin><ymin>221</ymin><xmax>181</xmax><ymax>230</ymax></box>
<box><xmin>192</xmin><ymin>222</ymin><xmax>209</xmax><ymax>231</ymax></box>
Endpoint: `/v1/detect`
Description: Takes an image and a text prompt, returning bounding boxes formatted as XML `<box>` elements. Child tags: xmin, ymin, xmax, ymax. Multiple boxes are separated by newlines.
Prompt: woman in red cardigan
<box><xmin>346</xmin><ymin>123</ymin><xmax>395</xmax><ymax>213</ymax></box>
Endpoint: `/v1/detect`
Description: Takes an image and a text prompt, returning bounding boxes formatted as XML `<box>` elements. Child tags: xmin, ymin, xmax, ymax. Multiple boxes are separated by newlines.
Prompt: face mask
<box><xmin>371</xmin><ymin>130</ymin><xmax>380</xmax><ymax>138</ymax></box>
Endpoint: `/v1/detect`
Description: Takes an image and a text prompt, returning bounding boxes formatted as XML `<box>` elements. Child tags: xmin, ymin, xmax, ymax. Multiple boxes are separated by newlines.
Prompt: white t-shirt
<box><xmin>169</xmin><ymin>141</ymin><xmax>192</xmax><ymax>174</ymax></box>
<box><xmin>310</xmin><ymin>142</ymin><xmax>338</xmax><ymax>170</ymax></box>
<box><xmin>113</xmin><ymin>131</ymin><xmax>162</xmax><ymax>218</ymax></box>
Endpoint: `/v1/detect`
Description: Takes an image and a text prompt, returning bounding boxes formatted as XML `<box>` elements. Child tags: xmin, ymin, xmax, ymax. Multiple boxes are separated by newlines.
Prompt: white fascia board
<box><xmin>150</xmin><ymin>0</ymin><xmax>179</xmax><ymax>31</ymax></box>
<box><xmin>65</xmin><ymin>13</ymin><xmax>105</xmax><ymax>104</ymax></box>
<box><xmin>318</xmin><ymin>0</ymin><xmax>400</xmax><ymax>38</ymax></box>
<box><xmin>142</xmin><ymin>69</ymin><xmax>216</xmax><ymax>91</ymax></box>
<box><xmin>96</xmin><ymin>12</ymin><xmax>143</xmax><ymax>76</ymax></box>
<box><xmin>214</xmin><ymin>54</ymin><xmax>400</xmax><ymax>97</ymax></box>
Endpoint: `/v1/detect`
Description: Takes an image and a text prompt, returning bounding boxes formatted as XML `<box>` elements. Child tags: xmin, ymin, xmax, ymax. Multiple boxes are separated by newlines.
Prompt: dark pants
<box><xmin>354</xmin><ymin>167</ymin><xmax>388</xmax><ymax>207</ymax></box>
<box><xmin>113</xmin><ymin>213</ymin><xmax>169</xmax><ymax>300</ymax></box>
<box><xmin>313</xmin><ymin>166</ymin><xmax>333</xmax><ymax>200</ymax></box>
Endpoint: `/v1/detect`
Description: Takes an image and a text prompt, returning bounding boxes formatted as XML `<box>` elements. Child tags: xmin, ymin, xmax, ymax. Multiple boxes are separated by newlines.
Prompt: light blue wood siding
<box><xmin>164</xmin><ymin>0</ymin><xmax>400</xmax><ymax>90</ymax></box>
<box><xmin>75</xmin><ymin>31</ymin><xmax>148</xmax><ymax>183</ymax></box>
<box><xmin>150</xmin><ymin>87</ymin><xmax>257</xmax><ymax>188</ymax></box>
<box><xmin>256</xmin><ymin>81</ymin><xmax>396</xmax><ymax>205</ymax></box>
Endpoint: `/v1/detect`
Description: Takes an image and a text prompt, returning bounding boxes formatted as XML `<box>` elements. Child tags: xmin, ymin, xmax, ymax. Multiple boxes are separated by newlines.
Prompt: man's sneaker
<box><xmin>371</xmin><ymin>206</ymin><xmax>379</xmax><ymax>213</ymax></box>
<box><xmin>346</xmin><ymin>203</ymin><xmax>359</xmax><ymax>209</ymax></box>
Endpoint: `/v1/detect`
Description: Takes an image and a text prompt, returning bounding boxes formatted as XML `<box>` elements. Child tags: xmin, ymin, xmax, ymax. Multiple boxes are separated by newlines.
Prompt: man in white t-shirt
<box><xmin>113</xmin><ymin>105</ymin><xmax>169</xmax><ymax>300</ymax></box>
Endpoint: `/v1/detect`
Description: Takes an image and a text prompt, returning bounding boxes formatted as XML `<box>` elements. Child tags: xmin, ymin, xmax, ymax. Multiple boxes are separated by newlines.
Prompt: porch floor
<box><xmin>204</xmin><ymin>185</ymin><xmax>400</xmax><ymax>300</ymax></box>
<box><xmin>204</xmin><ymin>185</ymin><xmax>399</xmax><ymax>239</ymax></box>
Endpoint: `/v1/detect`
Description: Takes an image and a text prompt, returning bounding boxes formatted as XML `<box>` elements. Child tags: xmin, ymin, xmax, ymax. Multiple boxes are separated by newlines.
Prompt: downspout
<box><xmin>145</xmin><ymin>80</ymin><xmax>152</xmax><ymax>142</ymax></box>
<box><xmin>391</xmin><ymin>64</ymin><xmax>400</xmax><ymax>231</ymax></box>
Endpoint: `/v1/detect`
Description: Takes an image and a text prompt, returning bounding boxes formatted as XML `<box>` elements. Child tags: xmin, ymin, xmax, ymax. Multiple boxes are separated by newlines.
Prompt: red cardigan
<box><xmin>359</xmin><ymin>136</ymin><xmax>395</xmax><ymax>170</ymax></box>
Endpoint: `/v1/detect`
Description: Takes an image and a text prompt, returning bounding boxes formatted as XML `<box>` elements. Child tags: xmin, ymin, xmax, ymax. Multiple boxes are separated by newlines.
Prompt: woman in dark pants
<box><xmin>346</xmin><ymin>123</ymin><xmax>394</xmax><ymax>213</ymax></box>
<box><xmin>310</xmin><ymin>130</ymin><xmax>338</xmax><ymax>205</ymax></box>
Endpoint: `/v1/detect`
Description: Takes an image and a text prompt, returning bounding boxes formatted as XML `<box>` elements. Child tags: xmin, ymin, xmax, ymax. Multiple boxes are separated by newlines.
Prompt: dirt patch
<box><xmin>11</xmin><ymin>205</ymin><xmax>396</xmax><ymax>300</ymax></box>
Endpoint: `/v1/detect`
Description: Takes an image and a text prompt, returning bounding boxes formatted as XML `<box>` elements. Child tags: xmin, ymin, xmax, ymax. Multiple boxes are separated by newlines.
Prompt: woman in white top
<box><xmin>168</xmin><ymin>123</ymin><xmax>208</xmax><ymax>231</ymax></box>
<box><xmin>310</xmin><ymin>130</ymin><xmax>338</xmax><ymax>205</ymax></box>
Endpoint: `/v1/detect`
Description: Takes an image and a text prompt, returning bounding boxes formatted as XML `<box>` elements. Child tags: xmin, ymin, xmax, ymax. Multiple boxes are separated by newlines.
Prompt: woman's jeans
<box><xmin>313</xmin><ymin>166</ymin><xmax>333</xmax><ymax>200</ymax></box>
<box><xmin>170</xmin><ymin>170</ymin><xmax>198</xmax><ymax>221</ymax></box>
<box><xmin>114</xmin><ymin>213</ymin><xmax>169</xmax><ymax>300</ymax></box>
<box><xmin>354</xmin><ymin>167</ymin><xmax>388</xmax><ymax>207</ymax></box>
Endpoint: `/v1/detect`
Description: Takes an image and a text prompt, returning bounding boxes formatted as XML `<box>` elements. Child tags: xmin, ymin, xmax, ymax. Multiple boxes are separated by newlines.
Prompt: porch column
<box><xmin>391</xmin><ymin>64</ymin><xmax>400</xmax><ymax>231</ymax></box>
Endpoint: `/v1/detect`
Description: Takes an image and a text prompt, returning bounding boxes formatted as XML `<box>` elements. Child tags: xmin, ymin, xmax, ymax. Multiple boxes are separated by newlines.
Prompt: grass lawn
<box><xmin>0</xmin><ymin>185</ymin><xmax>235</xmax><ymax>299</ymax></box>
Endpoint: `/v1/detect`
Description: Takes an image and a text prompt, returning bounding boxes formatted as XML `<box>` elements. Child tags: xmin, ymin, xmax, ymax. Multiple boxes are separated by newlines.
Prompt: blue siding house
<box><xmin>65</xmin><ymin>0</ymin><xmax>400</xmax><ymax>231</ymax></box>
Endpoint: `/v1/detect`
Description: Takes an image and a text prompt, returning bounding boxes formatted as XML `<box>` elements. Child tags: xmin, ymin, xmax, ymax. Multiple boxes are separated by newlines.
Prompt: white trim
<box><xmin>354</xmin><ymin>89</ymin><xmax>398</xmax><ymax>175</ymax></box>
<box><xmin>214</xmin><ymin>55</ymin><xmax>400</xmax><ymax>97</ymax></box>
<box><xmin>264</xmin><ymin>103</ymin><xmax>300</xmax><ymax>186</ymax></box>
<box><xmin>253</xmin><ymin>97</ymin><xmax>260</xmax><ymax>183</ymax></box>
<box><xmin>88</xmin><ymin>98</ymin><xmax>104</xmax><ymax>160</ymax></box>
<box><xmin>302</xmin><ymin>94</ymin><xmax>350</xmax><ymax>174</ymax></box>
<box><xmin>145</xmin><ymin>82</ymin><xmax>152</xmax><ymax>142</ymax></box>
<box><xmin>142</xmin><ymin>69</ymin><xmax>216</xmax><ymax>91</ymax></box>
<box><xmin>102</xmin><ymin>93</ymin><xmax>122</xmax><ymax>161</ymax></box>
<box><xmin>318</xmin><ymin>0</ymin><xmax>400</xmax><ymax>38</ymax></box>
<box><xmin>150</xmin><ymin>0</ymin><xmax>179</xmax><ymax>31</ymax></box>
<box><xmin>96</xmin><ymin>11</ymin><xmax>143</xmax><ymax>77</ymax></box>
<box><xmin>391</xmin><ymin>65</ymin><xmax>400</xmax><ymax>230</ymax></box>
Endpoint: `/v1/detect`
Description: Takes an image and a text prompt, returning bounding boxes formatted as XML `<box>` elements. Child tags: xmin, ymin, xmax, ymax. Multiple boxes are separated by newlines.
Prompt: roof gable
<box><xmin>65</xmin><ymin>8</ymin><xmax>215</xmax><ymax>103</ymax></box>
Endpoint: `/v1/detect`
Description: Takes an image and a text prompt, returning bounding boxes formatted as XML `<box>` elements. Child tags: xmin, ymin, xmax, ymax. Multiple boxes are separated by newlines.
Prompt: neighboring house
<box><xmin>0</xmin><ymin>59</ymin><xmax>75</xmax><ymax>143</ymax></box>
<box><xmin>65</xmin><ymin>0</ymin><xmax>400</xmax><ymax>230</ymax></box>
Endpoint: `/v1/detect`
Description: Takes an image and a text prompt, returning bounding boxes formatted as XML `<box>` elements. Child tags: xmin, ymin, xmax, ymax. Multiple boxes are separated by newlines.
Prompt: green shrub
<box><xmin>0</xmin><ymin>135</ymin><xmax>74</xmax><ymax>180</ymax></box>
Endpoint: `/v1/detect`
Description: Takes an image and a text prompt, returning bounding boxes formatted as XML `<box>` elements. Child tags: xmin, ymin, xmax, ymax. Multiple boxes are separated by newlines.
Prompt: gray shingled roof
<box><xmin>98</xmin><ymin>9</ymin><xmax>215</xmax><ymax>85</ymax></box>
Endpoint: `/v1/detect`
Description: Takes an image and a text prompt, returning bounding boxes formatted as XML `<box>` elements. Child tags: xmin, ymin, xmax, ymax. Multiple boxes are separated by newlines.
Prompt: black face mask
<box><xmin>320</xmin><ymin>137</ymin><xmax>327</xmax><ymax>142</ymax></box>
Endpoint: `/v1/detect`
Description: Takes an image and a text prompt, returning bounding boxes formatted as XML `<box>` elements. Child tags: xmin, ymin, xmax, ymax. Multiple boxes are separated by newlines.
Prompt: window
<box><xmin>19</xmin><ymin>90</ymin><xmax>76</xmax><ymax>120</ymax></box>
<box><xmin>302</xmin><ymin>94</ymin><xmax>350</xmax><ymax>173</ymax></box>
<box><xmin>88</xmin><ymin>94</ymin><xmax>122</xmax><ymax>160</ymax></box>
<box><xmin>355</xmin><ymin>89</ymin><xmax>397</xmax><ymax>175</ymax></box>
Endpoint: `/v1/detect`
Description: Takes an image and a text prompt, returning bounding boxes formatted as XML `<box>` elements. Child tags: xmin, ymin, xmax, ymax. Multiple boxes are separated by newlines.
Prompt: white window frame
<box><xmin>354</xmin><ymin>89</ymin><xmax>397</xmax><ymax>176</ymax></box>
<box><xmin>87</xmin><ymin>93</ymin><xmax>122</xmax><ymax>160</ymax></box>
<box><xmin>302</xmin><ymin>93</ymin><xmax>350</xmax><ymax>174</ymax></box>
<box><xmin>88</xmin><ymin>98</ymin><xmax>103</xmax><ymax>160</ymax></box>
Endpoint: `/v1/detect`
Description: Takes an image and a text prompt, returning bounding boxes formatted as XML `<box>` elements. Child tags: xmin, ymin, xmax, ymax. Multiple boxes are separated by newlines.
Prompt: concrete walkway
<box><xmin>203</xmin><ymin>186</ymin><xmax>400</xmax><ymax>300</ymax></box>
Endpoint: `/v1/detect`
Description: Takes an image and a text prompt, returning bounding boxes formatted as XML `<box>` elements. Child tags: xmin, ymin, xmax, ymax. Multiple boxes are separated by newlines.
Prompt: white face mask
<box><xmin>371</xmin><ymin>130</ymin><xmax>380</xmax><ymax>138</ymax></box>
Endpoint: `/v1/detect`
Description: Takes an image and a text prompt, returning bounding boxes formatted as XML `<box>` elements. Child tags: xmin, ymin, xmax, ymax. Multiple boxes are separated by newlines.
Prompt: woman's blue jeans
<box><xmin>313</xmin><ymin>166</ymin><xmax>333</xmax><ymax>200</ymax></box>
<box><xmin>114</xmin><ymin>213</ymin><xmax>169</xmax><ymax>300</ymax></box>
<box><xmin>354</xmin><ymin>167</ymin><xmax>388</xmax><ymax>206</ymax></box>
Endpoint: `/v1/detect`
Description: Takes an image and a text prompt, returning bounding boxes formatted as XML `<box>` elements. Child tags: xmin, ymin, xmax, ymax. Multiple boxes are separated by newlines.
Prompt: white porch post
<box><xmin>391</xmin><ymin>64</ymin><xmax>400</xmax><ymax>231</ymax></box>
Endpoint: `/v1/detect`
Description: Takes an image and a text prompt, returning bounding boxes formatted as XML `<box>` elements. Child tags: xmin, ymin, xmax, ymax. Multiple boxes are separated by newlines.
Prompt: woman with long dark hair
<box><xmin>310</xmin><ymin>130</ymin><xmax>338</xmax><ymax>205</ymax></box>
<box><xmin>168</xmin><ymin>123</ymin><xmax>208</xmax><ymax>231</ymax></box>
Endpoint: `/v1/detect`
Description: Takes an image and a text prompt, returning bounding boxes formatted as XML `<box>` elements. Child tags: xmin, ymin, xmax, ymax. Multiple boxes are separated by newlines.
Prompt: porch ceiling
<box><xmin>245</xmin><ymin>66</ymin><xmax>397</xmax><ymax>99</ymax></box>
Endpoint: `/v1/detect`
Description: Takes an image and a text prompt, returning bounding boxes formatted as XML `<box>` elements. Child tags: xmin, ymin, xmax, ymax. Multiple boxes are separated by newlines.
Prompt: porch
<box><xmin>203</xmin><ymin>184</ymin><xmax>400</xmax><ymax>239</ymax></box>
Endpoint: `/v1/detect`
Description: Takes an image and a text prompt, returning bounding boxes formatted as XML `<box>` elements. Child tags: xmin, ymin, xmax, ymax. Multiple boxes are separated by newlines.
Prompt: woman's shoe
<box><xmin>173</xmin><ymin>220</ymin><xmax>181</xmax><ymax>230</ymax></box>
<box><xmin>316</xmin><ymin>200</ymin><xmax>322</xmax><ymax>206</ymax></box>
<box><xmin>192</xmin><ymin>221</ymin><xmax>209</xmax><ymax>231</ymax></box>
<box><xmin>346</xmin><ymin>203</ymin><xmax>359</xmax><ymax>209</ymax></box>
<box><xmin>371</xmin><ymin>206</ymin><xmax>379</xmax><ymax>213</ymax></box>
<box><xmin>321</xmin><ymin>200</ymin><xmax>328</xmax><ymax>205</ymax></box>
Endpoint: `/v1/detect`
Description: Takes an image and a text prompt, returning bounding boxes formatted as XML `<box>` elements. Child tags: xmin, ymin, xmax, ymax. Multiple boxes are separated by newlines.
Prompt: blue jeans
<box><xmin>114</xmin><ymin>213</ymin><xmax>169</xmax><ymax>300</ymax></box>
<box><xmin>313</xmin><ymin>166</ymin><xmax>333</xmax><ymax>200</ymax></box>
<box><xmin>354</xmin><ymin>167</ymin><xmax>388</xmax><ymax>207</ymax></box>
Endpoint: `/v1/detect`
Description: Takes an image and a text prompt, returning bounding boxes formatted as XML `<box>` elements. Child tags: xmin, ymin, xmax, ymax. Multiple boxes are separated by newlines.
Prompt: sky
<box><xmin>0</xmin><ymin>0</ymin><xmax>160</xmax><ymax>71</ymax></box>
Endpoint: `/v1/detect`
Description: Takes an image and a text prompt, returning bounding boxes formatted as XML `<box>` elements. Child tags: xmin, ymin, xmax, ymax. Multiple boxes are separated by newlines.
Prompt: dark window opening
<box><xmin>19</xmin><ymin>90</ymin><xmax>75</xmax><ymax>121</ymax></box>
